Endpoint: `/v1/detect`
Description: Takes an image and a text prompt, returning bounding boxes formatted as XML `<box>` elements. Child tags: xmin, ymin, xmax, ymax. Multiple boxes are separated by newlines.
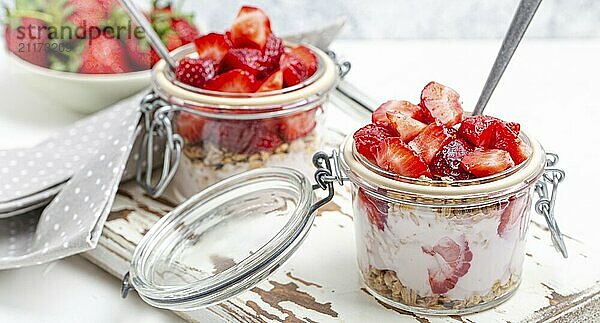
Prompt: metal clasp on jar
<box><xmin>534</xmin><ymin>153</ymin><xmax>568</xmax><ymax>258</ymax></box>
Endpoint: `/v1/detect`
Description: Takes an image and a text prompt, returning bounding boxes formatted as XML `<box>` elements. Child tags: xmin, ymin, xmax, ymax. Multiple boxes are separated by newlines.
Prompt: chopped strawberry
<box><xmin>203</xmin><ymin>69</ymin><xmax>258</xmax><ymax>93</ymax></box>
<box><xmin>458</xmin><ymin>115</ymin><xmax>500</xmax><ymax>147</ymax></box>
<box><xmin>386</xmin><ymin>112</ymin><xmax>427</xmax><ymax>142</ymax></box>
<box><xmin>175</xmin><ymin>57</ymin><xmax>216</xmax><ymax>88</ymax></box>
<box><xmin>506</xmin><ymin>122</ymin><xmax>521</xmax><ymax>134</ymax></box>
<box><xmin>201</xmin><ymin>119</ymin><xmax>267</xmax><ymax>154</ymax></box>
<box><xmin>461</xmin><ymin>148</ymin><xmax>515</xmax><ymax>177</ymax></box>
<box><xmin>194</xmin><ymin>33</ymin><xmax>232</xmax><ymax>63</ymax></box>
<box><xmin>357</xmin><ymin>188</ymin><xmax>387</xmax><ymax>231</ymax></box>
<box><xmin>277</xmin><ymin>109</ymin><xmax>317</xmax><ymax>142</ymax></box>
<box><xmin>497</xmin><ymin>194</ymin><xmax>530</xmax><ymax>237</ymax></box>
<box><xmin>219</xmin><ymin>48</ymin><xmax>269</xmax><ymax>77</ymax></box>
<box><xmin>262</xmin><ymin>34</ymin><xmax>284</xmax><ymax>72</ymax></box>
<box><xmin>376</xmin><ymin>138</ymin><xmax>432</xmax><ymax>178</ymax></box>
<box><xmin>257</xmin><ymin>70</ymin><xmax>283</xmax><ymax>92</ymax></box>
<box><xmin>353</xmin><ymin>123</ymin><xmax>397</xmax><ymax>163</ymax></box>
<box><xmin>420</xmin><ymin>81</ymin><xmax>464</xmax><ymax>127</ymax></box>
<box><xmin>176</xmin><ymin>110</ymin><xmax>205</xmax><ymax>144</ymax></box>
<box><xmin>430</xmin><ymin>138</ymin><xmax>474</xmax><ymax>180</ymax></box>
<box><xmin>493</xmin><ymin>122</ymin><xmax>531</xmax><ymax>165</ymax></box>
<box><xmin>280</xmin><ymin>53</ymin><xmax>308</xmax><ymax>87</ymax></box>
<box><xmin>249</xmin><ymin>126</ymin><xmax>284</xmax><ymax>153</ymax></box>
<box><xmin>230</xmin><ymin>6</ymin><xmax>272</xmax><ymax>50</ymax></box>
<box><xmin>372</xmin><ymin>100</ymin><xmax>428</xmax><ymax>124</ymax></box>
<box><xmin>422</xmin><ymin>236</ymin><xmax>473</xmax><ymax>294</ymax></box>
<box><xmin>290</xmin><ymin>45</ymin><xmax>318</xmax><ymax>76</ymax></box>
<box><xmin>408</xmin><ymin>123</ymin><xmax>456</xmax><ymax>164</ymax></box>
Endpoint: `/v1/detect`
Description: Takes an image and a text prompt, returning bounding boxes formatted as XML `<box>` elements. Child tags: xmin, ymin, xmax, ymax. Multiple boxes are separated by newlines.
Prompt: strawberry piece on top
<box><xmin>422</xmin><ymin>236</ymin><xmax>473</xmax><ymax>294</ymax></box>
<box><xmin>372</xmin><ymin>100</ymin><xmax>428</xmax><ymax>124</ymax></box>
<box><xmin>353</xmin><ymin>123</ymin><xmax>397</xmax><ymax>163</ymax></box>
<box><xmin>280</xmin><ymin>52</ymin><xmax>309</xmax><ymax>87</ymax></box>
<box><xmin>376</xmin><ymin>138</ymin><xmax>432</xmax><ymax>178</ymax></box>
<box><xmin>357</xmin><ymin>188</ymin><xmax>388</xmax><ymax>231</ymax></box>
<box><xmin>194</xmin><ymin>33</ymin><xmax>232</xmax><ymax>63</ymax></box>
<box><xmin>175</xmin><ymin>57</ymin><xmax>216</xmax><ymax>88</ymax></box>
<box><xmin>386</xmin><ymin>112</ymin><xmax>427</xmax><ymax>142</ymax></box>
<box><xmin>262</xmin><ymin>34</ymin><xmax>285</xmax><ymax>71</ymax></box>
<box><xmin>256</xmin><ymin>70</ymin><xmax>283</xmax><ymax>92</ymax></box>
<box><xmin>408</xmin><ymin>122</ymin><xmax>456</xmax><ymax>164</ymax></box>
<box><xmin>203</xmin><ymin>69</ymin><xmax>257</xmax><ymax>93</ymax></box>
<box><xmin>458</xmin><ymin>115</ymin><xmax>500</xmax><ymax>148</ymax></box>
<box><xmin>461</xmin><ymin>148</ymin><xmax>515</xmax><ymax>177</ymax></box>
<box><xmin>430</xmin><ymin>138</ymin><xmax>474</xmax><ymax>180</ymax></box>
<box><xmin>493</xmin><ymin>122</ymin><xmax>531</xmax><ymax>165</ymax></box>
<box><xmin>420</xmin><ymin>81</ymin><xmax>464</xmax><ymax>127</ymax></box>
<box><xmin>289</xmin><ymin>45</ymin><xmax>318</xmax><ymax>76</ymax></box>
<box><xmin>219</xmin><ymin>48</ymin><xmax>270</xmax><ymax>77</ymax></box>
<box><xmin>230</xmin><ymin>6</ymin><xmax>272</xmax><ymax>50</ymax></box>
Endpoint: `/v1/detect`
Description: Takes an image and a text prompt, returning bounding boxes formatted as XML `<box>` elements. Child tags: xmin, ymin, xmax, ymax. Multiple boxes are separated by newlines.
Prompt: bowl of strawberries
<box><xmin>144</xmin><ymin>6</ymin><xmax>341</xmax><ymax>199</ymax></box>
<box><xmin>4</xmin><ymin>0</ymin><xmax>200</xmax><ymax>114</ymax></box>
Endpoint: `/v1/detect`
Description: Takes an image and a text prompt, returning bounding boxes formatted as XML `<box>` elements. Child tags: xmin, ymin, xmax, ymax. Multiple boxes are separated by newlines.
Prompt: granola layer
<box><xmin>365</xmin><ymin>266</ymin><xmax>519</xmax><ymax>311</ymax></box>
<box><xmin>172</xmin><ymin>131</ymin><xmax>319</xmax><ymax>199</ymax></box>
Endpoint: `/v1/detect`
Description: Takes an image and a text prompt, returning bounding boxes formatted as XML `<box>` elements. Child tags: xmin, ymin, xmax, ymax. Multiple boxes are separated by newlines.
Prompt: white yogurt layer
<box><xmin>355</xmin><ymin>196</ymin><xmax>531</xmax><ymax>301</ymax></box>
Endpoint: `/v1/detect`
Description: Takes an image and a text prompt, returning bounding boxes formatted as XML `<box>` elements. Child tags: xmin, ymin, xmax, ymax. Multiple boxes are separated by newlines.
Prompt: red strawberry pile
<box><xmin>4</xmin><ymin>0</ymin><xmax>199</xmax><ymax>73</ymax></box>
<box><xmin>354</xmin><ymin>82</ymin><xmax>531</xmax><ymax>180</ymax></box>
<box><xmin>175</xmin><ymin>6</ymin><xmax>318</xmax><ymax>93</ymax></box>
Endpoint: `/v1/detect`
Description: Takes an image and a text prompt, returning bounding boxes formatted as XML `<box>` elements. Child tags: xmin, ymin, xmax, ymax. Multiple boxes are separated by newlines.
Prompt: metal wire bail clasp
<box><xmin>309</xmin><ymin>150</ymin><xmax>348</xmax><ymax>215</ymax></box>
<box><xmin>136</xmin><ymin>91</ymin><xmax>184</xmax><ymax>197</ymax></box>
<box><xmin>534</xmin><ymin>152</ymin><xmax>568</xmax><ymax>258</ymax></box>
<box><xmin>327</xmin><ymin>51</ymin><xmax>351</xmax><ymax>79</ymax></box>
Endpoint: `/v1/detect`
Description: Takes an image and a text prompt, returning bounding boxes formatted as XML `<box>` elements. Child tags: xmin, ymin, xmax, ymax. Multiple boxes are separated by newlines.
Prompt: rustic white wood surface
<box><xmin>1</xmin><ymin>40</ymin><xmax>599</xmax><ymax>323</ymax></box>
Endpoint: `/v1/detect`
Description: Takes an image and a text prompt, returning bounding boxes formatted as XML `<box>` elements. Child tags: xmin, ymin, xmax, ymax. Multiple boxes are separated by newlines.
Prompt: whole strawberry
<box><xmin>67</xmin><ymin>0</ymin><xmax>106</xmax><ymax>28</ymax></box>
<box><xmin>125</xmin><ymin>37</ymin><xmax>152</xmax><ymax>70</ymax></box>
<box><xmin>5</xmin><ymin>17</ymin><xmax>50</xmax><ymax>67</ymax></box>
<box><xmin>175</xmin><ymin>57</ymin><xmax>216</xmax><ymax>88</ymax></box>
<box><xmin>171</xmin><ymin>17</ymin><xmax>200</xmax><ymax>44</ymax></box>
<box><xmin>80</xmin><ymin>35</ymin><xmax>131</xmax><ymax>73</ymax></box>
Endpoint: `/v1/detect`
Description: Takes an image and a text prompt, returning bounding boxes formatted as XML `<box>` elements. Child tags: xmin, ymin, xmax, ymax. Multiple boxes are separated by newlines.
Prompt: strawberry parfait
<box><xmin>148</xmin><ymin>6</ymin><xmax>340</xmax><ymax>199</ymax></box>
<box><xmin>336</xmin><ymin>82</ymin><xmax>551</xmax><ymax>314</ymax></box>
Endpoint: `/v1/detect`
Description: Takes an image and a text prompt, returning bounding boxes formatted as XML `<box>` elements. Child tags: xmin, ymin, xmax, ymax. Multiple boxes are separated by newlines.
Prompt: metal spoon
<box><xmin>119</xmin><ymin>0</ymin><xmax>177</xmax><ymax>71</ymax></box>
<box><xmin>473</xmin><ymin>0</ymin><xmax>543</xmax><ymax>115</ymax></box>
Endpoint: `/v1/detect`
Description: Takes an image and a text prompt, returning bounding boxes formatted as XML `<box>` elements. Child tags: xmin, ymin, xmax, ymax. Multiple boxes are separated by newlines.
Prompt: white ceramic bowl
<box><xmin>9</xmin><ymin>53</ymin><xmax>151</xmax><ymax>114</ymax></box>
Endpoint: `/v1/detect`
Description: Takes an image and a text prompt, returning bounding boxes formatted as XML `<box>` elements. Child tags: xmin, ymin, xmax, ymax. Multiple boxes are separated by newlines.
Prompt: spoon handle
<box><xmin>472</xmin><ymin>0</ymin><xmax>543</xmax><ymax>116</ymax></box>
<box><xmin>119</xmin><ymin>0</ymin><xmax>178</xmax><ymax>71</ymax></box>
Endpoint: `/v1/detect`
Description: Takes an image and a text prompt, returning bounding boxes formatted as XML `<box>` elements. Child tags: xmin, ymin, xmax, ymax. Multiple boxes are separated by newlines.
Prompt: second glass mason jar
<box><xmin>337</xmin><ymin>131</ymin><xmax>559</xmax><ymax>315</ymax></box>
<box><xmin>150</xmin><ymin>43</ymin><xmax>342</xmax><ymax>199</ymax></box>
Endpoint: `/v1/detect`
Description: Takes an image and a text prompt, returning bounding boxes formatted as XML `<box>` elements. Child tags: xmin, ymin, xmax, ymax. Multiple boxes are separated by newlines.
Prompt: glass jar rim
<box><xmin>151</xmin><ymin>43</ymin><xmax>339</xmax><ymax>110</ymax></box>
<box><xmin>338</xmin><ymin>130</ymin><xmax>547</xmax><ymax>204</ymax></box>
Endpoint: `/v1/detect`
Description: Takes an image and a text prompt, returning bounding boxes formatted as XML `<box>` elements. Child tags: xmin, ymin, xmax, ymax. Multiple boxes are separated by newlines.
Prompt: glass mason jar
<box><xmin>337</xmin><ymin>130</ymin><xmax>565</xmax><ymax>315</ymax></box>
<box><xmin>148</xmin><ymin>43</ymin><xmax>342</xmax><ymax>199</ymax></box>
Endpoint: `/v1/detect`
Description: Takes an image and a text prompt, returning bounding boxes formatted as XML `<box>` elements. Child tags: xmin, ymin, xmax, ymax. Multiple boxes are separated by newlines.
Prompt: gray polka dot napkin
<box><xmin>0</xmin><ymin>93</ymin><xmax>144</xmax><ymax>269</ymax></box>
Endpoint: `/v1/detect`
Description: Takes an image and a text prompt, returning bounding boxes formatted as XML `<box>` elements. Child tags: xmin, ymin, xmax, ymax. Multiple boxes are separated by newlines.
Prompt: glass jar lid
<box><xmin>123</xmin><ymin>167</ymin><xmax>316</xmax><ymax>311</ymax></box>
